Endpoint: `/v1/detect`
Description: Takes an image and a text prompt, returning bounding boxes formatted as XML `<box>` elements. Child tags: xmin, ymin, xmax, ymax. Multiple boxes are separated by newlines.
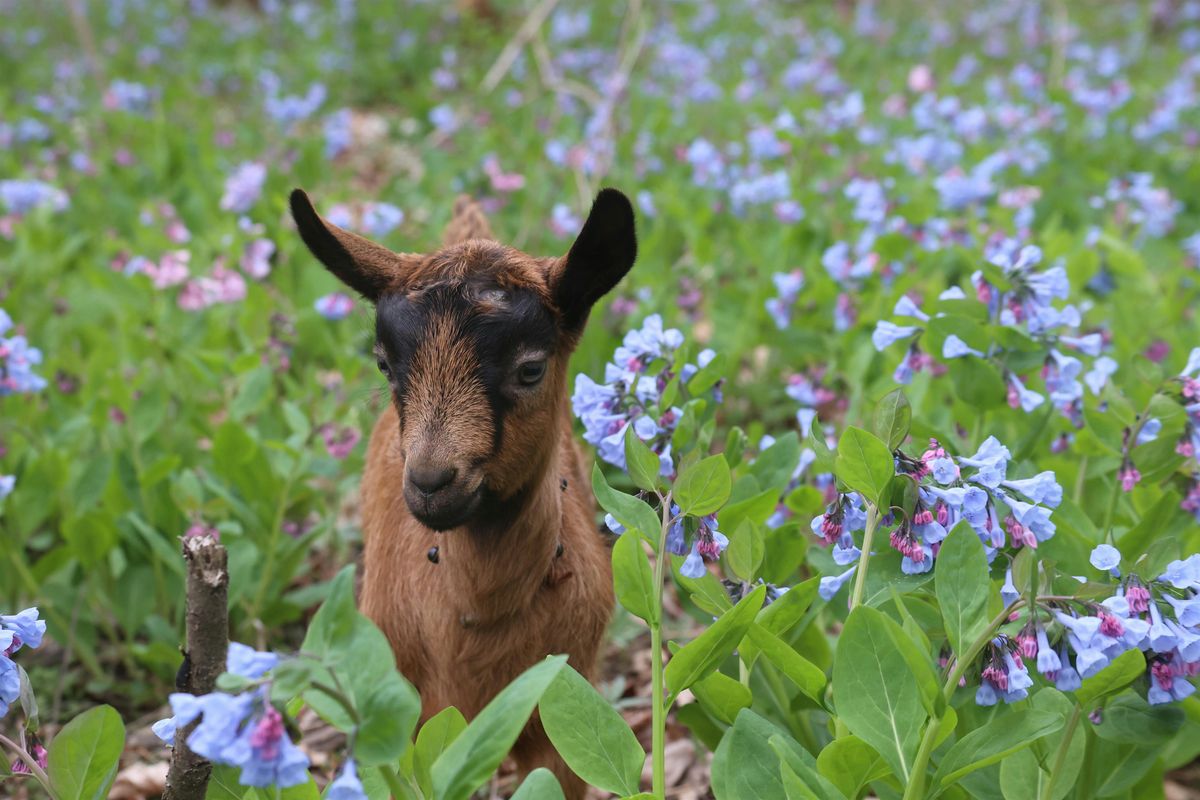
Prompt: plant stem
<box><xmin>377</xmin><ymin>764</ymin><xmax>412</xmax><ymax>800</ymax></box>
<box><xmin>848</xmin><ymin>504</ymin><xmax>880</xmax><ymax>610</ymax></box>
<box><xmin>0</xmin><ymin>733</ymin><xmax>54</xmax><ymax>796</ymax></box>
<box><xmin>901</xmin><ymin>715</ymin><xmax>941</xmax><ymax>800</ymax></box>
<box><xmin>649</xmin><ymin>490</ymin><xmax>673</xmax><ymax>800</ymax></box>
<box><xmin>1040</xmin><ymin>705</ymin><xmax>1082</xmax><ymax>800</ymax></box>
<box><xmin>905</xmin><ymin>602</ymin><xmax>1025</xmax><ymax>798</ymax></box>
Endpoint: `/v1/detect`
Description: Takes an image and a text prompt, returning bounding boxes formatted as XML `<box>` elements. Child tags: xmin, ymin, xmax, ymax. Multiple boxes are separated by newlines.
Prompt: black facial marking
<box><xmin>374</xmin><ymin>279</ymin><xmax>558</xmax><ymax>458</ymax></box>
<box><xmin>464</xmin><ymin>286</ymin><xmax>558</xmax><ymax>455</ymax></box>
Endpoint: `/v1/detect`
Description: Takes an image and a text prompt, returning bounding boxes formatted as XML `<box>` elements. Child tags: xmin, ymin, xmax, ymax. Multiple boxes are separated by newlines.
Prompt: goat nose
<box><xmin>408</xmin><ymin>464</ymin><xmax>458</xmax><ymax>496</ymax></box>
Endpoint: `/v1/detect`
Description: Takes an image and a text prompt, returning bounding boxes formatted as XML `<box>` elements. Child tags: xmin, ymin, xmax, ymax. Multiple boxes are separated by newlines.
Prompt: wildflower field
<box><xmin>5</xmin><ymin>0</ymin><xmax>1200</xmax><ymax>798</ymax></box>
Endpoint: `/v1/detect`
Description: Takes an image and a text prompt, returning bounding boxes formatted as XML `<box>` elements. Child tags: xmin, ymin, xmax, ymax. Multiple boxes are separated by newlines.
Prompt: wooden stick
<box><xmin>162</xmin><ymin>535</ymin><xmax>229</xmax><ymax>800</ymax></box>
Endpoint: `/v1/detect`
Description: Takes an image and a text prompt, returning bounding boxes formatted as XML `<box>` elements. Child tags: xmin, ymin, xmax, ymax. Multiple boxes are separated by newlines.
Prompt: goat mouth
<box><xmin>407</xmin><ymin>485</ymin><xmax>484</xmax><ymax>531</ymax></box>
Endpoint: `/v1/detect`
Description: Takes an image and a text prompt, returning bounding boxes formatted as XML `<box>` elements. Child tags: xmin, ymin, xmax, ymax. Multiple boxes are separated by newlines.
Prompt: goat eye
<box><xmin>376</xmin><ymin>359</ymin><xmax>392</xmax><ymax>378</ymax></box>
<box><xmin>516</xmin><ymin>360</ymin><xmax>547</xmax><ymax>386</ymax></box>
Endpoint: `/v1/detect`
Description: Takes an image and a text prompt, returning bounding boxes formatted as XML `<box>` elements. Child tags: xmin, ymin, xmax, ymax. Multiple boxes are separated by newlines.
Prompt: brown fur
<box><xmin>291</xmin><ymin>189</ymin><xmax>637</xmax><ymax>798</ymax></box>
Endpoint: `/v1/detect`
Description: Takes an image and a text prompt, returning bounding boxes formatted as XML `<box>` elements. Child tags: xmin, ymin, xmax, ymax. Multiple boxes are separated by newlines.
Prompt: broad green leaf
<box><xmin>592</xmin><ymin>464</ymin><xmax>661</xmax><ymax>544</ymax></box>
<box><xmin>413</xmin><ymin>707</ymin><xmax>467</xmax><ymax>798</ymax></box>
<box><xmin>47</xmin><ymin>705</ymin><xmax>125</xmax><ymax>800</ymax></box>
<box><xmin>301</xmin><ymin>566</ymin><xmax>421</xmax><ymax>743</ymax></box>
<box><xmin>724</xmin><ymin>519</ymin><xmax>764</xmax><ymax>582</ymax></box>
<box><xmin>935</xmin><ymin>522</ymin><xmax>991</xmax><ymax>659</ymax></box>
<box><xmin>834</xmin><ymin>427</ymin><xmax>894</xmax><ymax>508</ymax></box>
<box><xmin>509</xmin><ymin>768</ymin><xmax>566</xmax><ymax>800</ymax></box>
<box><xmin>719</xmin><ymin>489</ymin><xmax>779</xmax><ymax>534</ymax></box>
<box><xmin>674</xmin><ymin>454</ymin><xmax>732</xmax><ymax>516</ymax></box>
<box><xmin>688</xmin><ymin>351</ymin><xmax>728</xmax><ymax>394</ymax></box>
<box><xmin>998</xmin><ymin>689</ymin><xmax>1081</xmax><ymax>800</ymax></box>
<box><xmin>749</xmin><ymin>432</ymin><xmax>802</xmax><ymax>494</ymax></box>
<box><xmin>1076</xmin><ymin>648</ymin><xmax>1146</xmax><ymax>708</ymax></box>
<box><xmin>947</xmin><ymin>358</ymin><xmax>1006</xmax><ymax>409</ymax></box>
<box><xmin>624</xmin><ymin>425</ymin><xmax>662</xmax><ymax>492</ymax></box>
<box><xmin>692</xmin><ymin>669</ymin><xmax>752</xmax><ymax>724</ymax></box>
<box><xmin>771</xmin><ymin>735</ymin><xmax>847</xmax><ymax>800</ymax></box>
<box><xmin>539</xmin><ymin>665</ymin><xmax>644</xmax><ymax>796</ymax></box>
<box><xmin>832</xmin><ymin>606</ymin><xmax>926</xmax><ymax>783</ymax></box>
<box><xmin>933</xmin><ymin>710</ymin><xmax>1064</xmax><ymax>789</ymax></box>
<box><xmin>612</xmin><ymin>532</ymin><xmax>658</xmax><ymax>623</ymax></box>
<box><xmin>1094</xmin><ymin>691</ymin><xmax>1184</xmax><ymax>745</ymax></box>
<box><xmin>431</xmin><ymin>656</ymin><xmax>567</xmax><ymax>800</ymax></box>
<box><xmin>1091</xmin><ymin>738</ymin><xmax>1159</xmax><ymax>796</ymax></box>
<box><xmin>710</xmin><ymin>710</ymin><xmax>790</xmax><ymax>800</ymax></box>
<box><xmin>745</xmin><ymin>624</ymin><xmax>826</xmax><ymax>706</ymax></box>
<box><xmin>356</xmin><ymin>672</ymin><xmax>422</xmax><ymax>766</ymax></box>
<box><xmin>740</xmin><ymin>575</ymin><xmax>819</xmax><ymax>669</ymax></box>
<box><xmin>873</xmin><ymin>389</ymin><xmax>911</xmax><ymax>450</ymax></box>
<box><xmin>665</xmin><ymin>585</ymin><xmax>765</xmax><ymax>695</ymax></box>
<box><xmin>815</xmin><ymin>735</ymin><xmax>890</xmax><ymax>799</ymax></box>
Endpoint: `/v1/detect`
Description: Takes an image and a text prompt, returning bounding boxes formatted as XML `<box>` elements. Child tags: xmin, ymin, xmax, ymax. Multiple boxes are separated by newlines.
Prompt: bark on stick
<box><xmin>162</xmin><ymin>535</ymin><xmax>229</xmax><ymax>800</ymax></box>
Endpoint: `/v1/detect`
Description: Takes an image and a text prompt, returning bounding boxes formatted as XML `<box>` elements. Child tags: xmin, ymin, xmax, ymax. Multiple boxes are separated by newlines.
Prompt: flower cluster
<box><xmin>154</xmin><ymin>643</ymin><xmax>312</xmax><ymax>788</ymax></box>
<box><xmin>815</xmin><ymin>435</ymin><xmax>1062</xmax><ymax>600</ymax></box>
<box><xmin>0</xmin><ymin>308</ymin><xmax>48</xmax><ymax>395</ymax></box>
<box><xmin>572</xmin><ymin>314</ymin><xmax>718</xmax><ymax>475</ymax></box>
<box><xmin>873</xmin><ymin>239</ymin><xmax>1113</xmax><ymax>424</ymax></box>
<box><xmin>1</xmin><ymin>608</ymin><xmax>46</xmax><ymax>718</ymax></box>
<box><xmin>976</xmin><ymin>547</ymin><xmax>1200</xmax><ymax>707</ymax></box>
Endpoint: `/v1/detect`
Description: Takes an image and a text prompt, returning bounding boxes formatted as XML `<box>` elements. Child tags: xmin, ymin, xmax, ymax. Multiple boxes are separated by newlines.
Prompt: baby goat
<box><xmin>291</xmin><ymin>188</ymin><xmax>637</xmax><ymax>797</ymax></box>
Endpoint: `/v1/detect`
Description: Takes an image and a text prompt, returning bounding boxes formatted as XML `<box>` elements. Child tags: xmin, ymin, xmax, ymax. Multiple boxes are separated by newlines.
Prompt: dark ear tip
<box><xmin>594</xmin><ymin>187</ymin><xmax>634</xmax><ymax>217</ymax></box>
<box><xmin>289</xmin><ymin>188</ymin><xmax>314</xmax><ymax>222</ymax></box>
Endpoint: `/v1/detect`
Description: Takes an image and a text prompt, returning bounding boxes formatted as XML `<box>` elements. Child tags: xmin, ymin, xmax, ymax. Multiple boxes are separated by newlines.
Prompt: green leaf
<box><xmin>873</xmin><ymin>389</ymin><xmax>912</xmax><ymax>450</ymax></box>
<box><xmin>539</xmin><ymin>665</ymin><xmax>644</xmax><ymax>795</ymax></box>
<box><xmin>1093</xmin><ymin>691</ymin><xmax>1184</xmax><ymax>745</ymax></box>
<box><xmin>998</xmin><ymin>689</ymin><xmax>1082</xmax><ymax>800</ymax></box>
<box><xmin>935</xmin><ymin>522</ymin><xmax>991</xmax><ymax>659</ymax></box>
<box><xmin>301</xmin><ymin>566</ymin><xmax>421</xmax><ymax>746</ymax></box>
<box><xmin>815</xmin><ymin>736</ymin><xmax>890</xmax><ymax>799</ymax></box>
<box><xmin>933</xmin><ymin>711</ymin><xmax>1065</xmax><ymax>789</ymax></box>
<box><xmin>509</xmin><ymin>768</ymin><xmax>566</xmax><ymax>800</ymax></box>
<box><xmin>281</xmin><ymin>400</ymin><xmax>311</xmax><ymax>439</ymax></box>
<box><xmin>1075</xmin><ymin>648</ymin><xmax>1146</xmax><ymax>708</ymax></box>
<box><xmin>724</xmin><ymin>520</ymin><xmax>764</xmax><ymax>582</ymax></box>
<box><xmin>47</xmin><ymin>705</ymin><xmax>125</xmax><ymax>800</ymax></box>
<box><xmin>413</xmin><ymin>707</ymin><xmax>467</xmax><ymax>798</ymax></box>
<box><xmin>832</xmin><ymin>606</ymin><xmax>926</xmax><ymax>783</ymax></box>
<box><xmin>612</xmin><ymin>531</ymin><xmax>658</xmax><ymax>623</ymax></box>
<box><xmin>834</xmin><ymin>427</ymin><xmax>894</xmax><ymax>508</ymax></box>
<box><xmin>1090</xmin><ymin>738</ymin><xmax>1159</xmax><ymax>796</ymax></box>
<box><xmin>692</xmin><ymin>669</ymin><xmax>753</xmax><ymax>724</ymax></box>
<box><xmin>624</xmin><ymin>425</ymin><xmax>662</xmax><ymax>492</ymax></box>
<box><xmin>745</xmin><ymin>624</ymin><xmax>826</xmax><ymax>706</ymax></box>
<box><xmin>431</xmin><ymin>656</ymin><xmax>567</xmax><ymax>800</ymax></box>
<box><xmin>665</xmin><ymin>585</ymin><xmax>765</xmax><ymax>695</ymax></box>
<box><xmin>688</xmin><ymin>351</ymin><xmax>728</xmax><ymax>394</ymax></box>
<box><xmin>947</xmin><ymin>358</ymin><xmax>1006</xmax><ymax>409</ymax></box>
<box><xmin>710</xmin><ymin>710</ymin><xmax>790</xmax><ymax>800</ymax></box>
<box><xmin>355</xmin><ymin>671</ymin><xmax>422</xmax><ymax>766</ymax></box>
<box><xmin>749</xmin><ymin>432</ymin><xmax>802</xmax><ymax>494</ymax></box>
<box><xmin>674</xmin><ymin>454</ymin><xmax>732</xmax><ymax>516</ymax></box>
<box><xmin>591</xmin><ymin>464</ymin><xmax>661</xmax><ymax>543</ymax></box>
<box><xmin>771</xmin><ymin>735</ymin><xmax>847</xmax><ymax>800</ymax></box>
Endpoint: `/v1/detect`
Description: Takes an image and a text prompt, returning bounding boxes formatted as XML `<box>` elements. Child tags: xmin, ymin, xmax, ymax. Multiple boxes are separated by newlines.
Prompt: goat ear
<box><xmin>551</xmin><ymin>188</ymin><xmax>637</xmax><ymax>332</ymax></box>
<box><xmin>290</xmin><ymin>189</ymin><xmax>419</xmax><ymax>301</ymax></box>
